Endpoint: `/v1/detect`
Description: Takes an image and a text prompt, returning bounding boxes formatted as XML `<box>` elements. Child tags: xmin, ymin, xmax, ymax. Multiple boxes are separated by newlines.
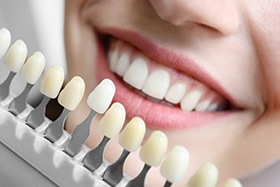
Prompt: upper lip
<box><xmin>97</xmin><ymin>27</ymin><xmax>240</xmax><ymax>109</ymax></box>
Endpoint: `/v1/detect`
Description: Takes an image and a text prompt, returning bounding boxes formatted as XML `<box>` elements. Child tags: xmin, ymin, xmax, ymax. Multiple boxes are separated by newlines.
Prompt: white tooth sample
<box><xmin>108</xmin><ymin>49</ymin><xmax>118</xmax><ymax>72</ymax></box>
<box><xmin>98</xmin><ymin>102</ymin><xmax>126</xmax><ymax>138</ymax></box>
<box><xmin>40</xmin><ymin>64</ymin><xmax>64</xmax><ymax>98</ymax></box>
<box><xmin>142</xmin><ymin>70</ymin><xmax>170</xmax><ymax>100</ymax></box>
<box><xmin>140</xmin><ymin>130</ymin><xmax>168</xmax><ymax>167</ymax></box>
<box><xmin>222</xmin><ymin>178</ymin><xmax>243</xmax><ymax>187</ymax></box>
<box><xmin>123</xmin><ymin>57</ymin><xmax>148</xmax><ymax>89</ymax></box>
<box><xmin>180</xmin><ymin>90</ymin><xmax>203</xmax><ymax>112</ymax></box>
<box><xmin>5</xmin><ymin>40</ymin><xmax>28</xmax><ymax>72</ymax></box>
<box><xmin>21</xmin><ymin>51</ymin><xmax>46</xmax><ymax>84</ymax></box>
<box><xmin>116</xmin><ymin>51</ymin><xmax>130</xmax><ymax>76</ymax></box>
<box><xmin>160</xmin><ymin>145</ymin><xmax>189</xmax><ymax>183</ymax></box>
<box><xmin>187</xmin><ymin>162</ymin><xmax>219</xmax><ymax>187</ymax></box>
<box><xmin>87</xmin><ymin>79</ymin><xmax>116</xmax><ymax>114</ymax></box>
<box><xmin>195</xmin><ymin>99</ymin><xmax>211</xmax><ymax>112</ymax></box>
<box><xmin>0</xmin><ymin>28</ymin><xmax>11</xmax><ymax>59</ymax></box>
<box><xmin>58</xmin><ymin>76</ymin><xmax>85</xmax><ymax>111</ymax></box>
<box><xmin>165</xmin><ymin>82</ymin><xmax>186</xmax><ymax>104</ymax></box>
<box><xmin>118</xmin><ymin>117</ymin><xmax>146</xmax><ymax>152</ymax></box>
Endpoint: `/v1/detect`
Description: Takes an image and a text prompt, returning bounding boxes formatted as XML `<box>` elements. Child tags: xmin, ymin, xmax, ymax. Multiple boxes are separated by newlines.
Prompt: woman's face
<box><xmin>64</xmin><ymin>0</ymin><xmax>280</xmax><ymax>186</ymax></box>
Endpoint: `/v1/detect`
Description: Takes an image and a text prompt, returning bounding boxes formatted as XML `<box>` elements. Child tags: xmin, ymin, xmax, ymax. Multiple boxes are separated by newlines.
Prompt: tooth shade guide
<box><xmin>0</xmin><ymin>28</ymin><xmax>11</xmax><ymax>59</ymax></box>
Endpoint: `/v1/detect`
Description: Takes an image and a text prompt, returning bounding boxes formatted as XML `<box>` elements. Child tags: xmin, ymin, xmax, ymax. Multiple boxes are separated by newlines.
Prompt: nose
<box><xmin>148</xmin><ymin>0</ymin><xmax>239</xmax><ymax>35</ymax></box>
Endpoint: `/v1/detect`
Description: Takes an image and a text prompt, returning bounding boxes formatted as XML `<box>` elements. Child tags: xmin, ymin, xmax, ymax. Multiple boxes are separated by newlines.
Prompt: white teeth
<box><xmin>142</xmin><ymin>69</ymin><xmax>170</xmax><ymax>100</ymax></box>
<box><xmin>0</xmin><ymin>28</ymin><xmax>11</xmax><ymax>59</ymax></box>
<box><xmin>160</xmin><ymin>145</ymin><xmax>189</xmax><ymax>183</ymax></box>
<box><xmin>187</xmin><ymin>162</ymin><xmax>219</xmax><ymax>187</ymax></box>
<box><xmin>40</xmin><ymin>64</ymin><xmax>64</xmax><ymax>98</ymax></box>
<box><xmin>87</xmin><ymin>79</ymin><xmax>116</xmax><ymax>114</ymax></box>
<box><xmin>165</xmin><ymin>82</ymin><xmax>186</xmax><ymax>104</ymax></box>
<box><xmin>108</xmin><ymin>50</ymin><xmax>118</xmax><ymax>72</ymax></box>
<box><xmin>5</xmin><ymin>40</ymin><xmax>28</xmax><ymax>73</ymax></box>
<box><xmin>207</xmin><ymin>103</ymin><xmax>220</xmax><ymax>112</ymax></box>
<box><xmin>115</xmin><ymin>51</ymin><xmax>130</xmax><ymax>76</ymax></box>
<box><xmin>21</xmin><ymin>51</ymin><xmax>46</xmax><ymax>84</ymax></box>
<box><xmin>123</xmin><ymin>57</ymin><xmax>148</xmax><ymax>89</ymax></box>
<box><xmin>222</xmin><ymin>178</ymin><xmax>243</xmax><ymax>187</ymax></box>
<box><xmin>139</xmin><ymin>130</ymin><xmax>168</xmax><ymax>167</ymax></box>
<box><xmin>118</xmin><ymin>117</ymin><xmax>146</xmax><ymax>152</ymax></box>
<box><xmin>180</xmin><ymin>90</ymin><xmax>203</xmax><ymax>111</ymax></box>
<box><xmin>58</xmin><ymin>76</ymin><xmax>85</xmax><ymax>111</ymax></box>
<box><xmin>98</xmin><ymin>102</ymin><xmax>126</xmax><ymax>138</ymax></box>
<box><xmin>195</xmin><ymin>99</ymin><xmax>211</xmax><ymax>112</ymax></box>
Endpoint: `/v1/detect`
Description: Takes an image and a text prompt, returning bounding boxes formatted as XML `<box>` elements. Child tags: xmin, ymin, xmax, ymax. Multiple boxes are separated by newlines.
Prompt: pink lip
<box><xmin>94</xmin><ymin>27</ymin><xmax>240</xmax><ymax>130</ymax></box>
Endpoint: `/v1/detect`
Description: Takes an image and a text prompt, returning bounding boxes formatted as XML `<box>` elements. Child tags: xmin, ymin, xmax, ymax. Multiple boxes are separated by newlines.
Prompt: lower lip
<box><xmin>95</xmin><ymin>38</ymin><xmax>233</xmax><ymax>130</ymax></box>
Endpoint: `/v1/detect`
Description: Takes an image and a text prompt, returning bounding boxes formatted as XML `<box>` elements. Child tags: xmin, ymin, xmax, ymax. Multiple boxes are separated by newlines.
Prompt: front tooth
<box><xmin>142</xmin><ymin>69</ymin><xmax>170</xmax><ymax>100</ymax></box>
<box><xmin>118</xmin><ymin>117</ymin><xmax>146</xmax><ymax>152</ymax></box>
<box><xmin>58</xmin><ymin>76</ymin><xmax>85</xmax><ymax>111</ymax></box>
<box><xmin>123</xmin><ymin>57</ymin><xmax>148</xmax><ymax>89</ymax></box>
<box><xmin>5</xmin><ymin>40</ymin><xmax>28</xmax><ymax>73</ymax></box>
<box><xmin>165</xmin><ymin>82</ymin><xmax>187</xmax><ymax>104</ymax></box>
<box><xmin>187</xmin><ymin>162</ymin><xmax>219</xmax><ymax>187</ymax></box>
<box><xmin>21</xmin><ymin>52</ymin><xmax>46</xmax><ymax>84</ymax></box>
<box><xmin>180</xmin><ymin>90</ymin><xmax>203</xmax><ymax>112</ymax></box>
<box><xmin>195</xmin><ymin>99</ymin><xmax>211</xmax><ymax>112</ymax></box>
<box><xmin>0</xmin><ymin>28</ymin><xmax>11</xmax><ymax>59</ymax></box>
<box><xmin>40</xmin><ymin>64</ymin><xmax>64</xmax><ymax>98</ymax></box>
<box><xmin>98</xmin><ymin>102</ymin><xmax>126</xmax><ymax>138</ymax></box>
<box><xmin>160</xmin><ymin>145</ymin><xmax>189</xmax><ymax>183</ymax></box>
<box><xmin>108</xmin><ymin>49</ymin><xmax>118</xmax><ymax>72</ymax></box>
<box><xmin>222</xmin><ymin>178</ymin><xmax>243</xmax><ymax>187</ymax></box>
<box><xmin>87</xmin><ymin>79</ymin><xmax>116</xmax><ymax>114</ymax></box>
<box><xmin>115</xmin><ymin>51</ymin><xmax>130</xmax><ymax>76</ymax></box>
<box><xmin>140</xmin><ymin>130</ymin><xmax>168</xmax><ymax>167</ymax></box>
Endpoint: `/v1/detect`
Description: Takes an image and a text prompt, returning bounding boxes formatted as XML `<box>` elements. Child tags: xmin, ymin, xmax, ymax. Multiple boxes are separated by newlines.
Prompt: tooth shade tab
<box><xmin>140</xmin><ymin>130</ymin><xmax>168</xmax><ymax>167</ymax></box>
<box><xmin>58</xmin><ymin>76</ymin><xmax>85</xmax><ymax>111</ymax></box>
<box><xmin>118</xmin><ymin>117</ymin><xmax>146</xmax><ymax>152</ymax></box>
<box><xmin>87</xmin><ymin>78</ymin><xmax>116</xmax><ymax>114</ymax></box>
<box><xmin>40</xmin><ymin>64</ymin><xmax>64</xmax><ymax>98</ymax></box>
<box><xmin>165</xmin><ymin>82</ymin><xmax>186</xmax><ymax>104</ymax></box>
<box><xmin>160</xmin><ymin>145</ymin><xmax>189</xmax><ymax>183</ymax></box>
<box><xmin>142</xmin><ymin>69</ymin><xmax>170</xmax><ymax>100</ymax></box>
<box><xmin>5</xmin><ymin>40</ymin><xmax>28</xmax><ymax>72</ymax></box>
<box><xmin>123</xmin><ymin>57</ymin><xmax>148</xmax><ymax>89</ymax></box>
<box><xmin>222</xmin><ymin>178</ymin><xmax>243</xmax><ymax>187</ymax></box>
<box><xmin>0</xmin><ymin>28</ymin><xmax>11</xmax><ymax>59</ymax></box>
<box><xmin>21</xmin><ymin>51</ymin><xmax>46</xmax><ymax>84</ymax></box>
<box><xmin>187</xmin><ymin>162</ymin><xmax>219</xmax><ymax>187</ymax></box>
<box><xmin>98</xmin><ymin>102</ymin><xmax>126</xmax><ymax>138</ymax></box>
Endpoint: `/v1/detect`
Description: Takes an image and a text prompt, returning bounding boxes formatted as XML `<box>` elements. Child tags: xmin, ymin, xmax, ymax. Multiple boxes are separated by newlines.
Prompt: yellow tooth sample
<box><xmin>140</xmin><ymin>130</ymin><xmax>168</xmax><ymax>167</ymax></box>
<box><xmin>5</xmin><ymin>40</ymin><xmax>27</xmax><ymax>72</ymax></box>
<box><xmin>160</xmin><ymin>145</ymin><xmax>189</xmax><ymax>183</ymax></box>
<box><xmin>118</xmin><ymin>117</ymin><xmax>146</xmax><ymax>152</ymax></box>
<box><xmin>87</xmin><ymin>79</ymin><xmax>116</xmax><ymax>114</ymax></box>
<box><xmin>40</xmin><ymin>65</ymin><xmax>64</xmax><ymax>98</ymax></box>
<box><xmin>223</xmin><ymin>178</ymin><xmax>242</xmax><ymax>187</ymax></box>
<box><xmin>21</xmin><ymin>52</ymin><xmax>46</xmax><ymax>84</ymax></box>
<box><xmin>98</xmin><ymin>102</ymin><xmax>126</xmax><ymax>138</ymax></box>
<box><xmin>58</xmin><ymin>76</ymin><xmax>85</xmax><ymax>111</ymax></box>
<box><xmin>0</xmin><ymin>28</ymin><xmax>11</xmax><ymax>59</ymax></box>
<box><xmin>187</xmin><ymin>162</ymin><xmax>219</xmax><ymax>187</ymax></box>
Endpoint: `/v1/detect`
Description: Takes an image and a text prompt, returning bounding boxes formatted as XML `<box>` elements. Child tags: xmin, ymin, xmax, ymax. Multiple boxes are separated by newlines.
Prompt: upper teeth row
<box><xmin>108</xmin><ymin>40</ymin><xmax>226</xmax><ymax>112</ymax></box>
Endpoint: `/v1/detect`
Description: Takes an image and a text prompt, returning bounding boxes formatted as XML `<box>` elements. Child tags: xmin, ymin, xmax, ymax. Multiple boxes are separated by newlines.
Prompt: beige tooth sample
<box><xmin>98</xmin><ymin>102</ymin><xmax>126</xmax><ymax>138</ymax></box>
<box><xmin>165</xmin><ymin>82</ymin><xmax>186</xmax><ymax>104</ymax></box>
<box><xmin>142</xmin><ymin>69</ymin><xmax>170</xmax><ymax>100</ymax></box>
<box><xmin>87</xmin><ymin>79</ymin><xmax>116</xmax><ymax>114</ymax></box>
<box><xmin>40</xmin><ymin>65</ymin><xmax>64</xmax><ymax>98</ymax></box>
<box><xmin>58</xmin><ymin>76</ymin><xmax>85</xmax><ymax>111</ymax></box>
<box><xmin>160</xmin><ymin>145</ymin><xmax>189</xmax><ymax>183</ymax></box>
<box><xmin>5</xmin><ymin>40</ymin><xmax>28</xmax><ymax>72</ymax></box>
<box><xmin>118</xmin><ymin>117</ymin><xmax>146</xmax><ymax>152</ymax></box>
<box><xmin>21</xmin><ymin>52</ymin><xmax>46</xmax><ymax>84</ymax></box>
<box><xmin>181</xmin><ymin>90</ymin><xmax>203</xmax><ymax>112</ymax></box>
<box><xmin>222</xmin><ymin>178</ymin><xmax>243</xmax><ymax>187</ymax></box>
<box><xmin>0</xmin><ymin>28</ymin><xmax>11</xmax><ymax>59</ymax></box>
<box><xmin>187</xmin><ymin>162</ymin><xmax>219</xmax><ymax>187</ymax></box>
<box><xmin>123</xmin><ymin>57</ymin><xmax>148</xmax><ymax>89</ymax></box>
<box><xmin>140</xmin><ymin>130</ymin><xmax>168</xmax><ymax>167</ymax></box>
